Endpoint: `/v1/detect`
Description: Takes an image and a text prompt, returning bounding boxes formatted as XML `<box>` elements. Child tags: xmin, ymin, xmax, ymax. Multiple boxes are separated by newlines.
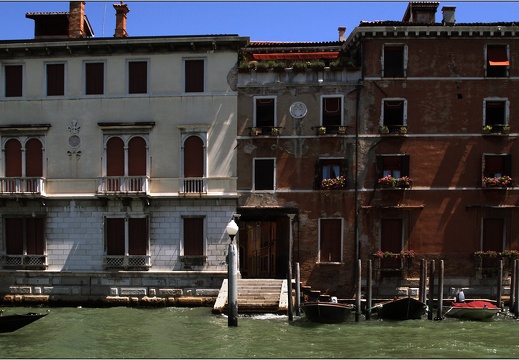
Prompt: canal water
<box><xmin>1</xmin><ymin>306</ymin><xmax>519</xmax><ymax>358</ymax></box>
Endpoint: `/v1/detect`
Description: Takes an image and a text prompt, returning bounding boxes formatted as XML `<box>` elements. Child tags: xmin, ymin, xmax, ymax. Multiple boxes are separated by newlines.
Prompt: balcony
<box><xmin>0</xmin><ymin>177</ymin><xmax>45</xmax><ymax>196</ymax></box>
<box><xmin>181</xmin><ymin>177</ymin><xmax>207</xmax><ymax>194</ymax></box>
<box><xmin>2</xmin><ymin>254</ymin><xmax>47</xmax><ymax>269</ymax></box>
<box><xmin>103</xmin><ymin>255</ymin><xmax>151</xmax><ymax>270</ymax></box>
<box><xmin>97</xmin><ymin>176</ymin><xmax>149</xmax><ymax>195</ymax></box>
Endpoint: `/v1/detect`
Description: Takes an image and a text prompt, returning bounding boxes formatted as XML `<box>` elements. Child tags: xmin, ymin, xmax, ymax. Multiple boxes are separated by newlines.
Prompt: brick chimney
<box><xmin>402</xmin><ymin>2</ymin><xmax>439</xmax><ymax>24</ymax></box>
<box><xmin>68</xmin><ymin>1</ymin><xmax>86</xmax><ymax>38</ymax></box>
<box><xmin>338</xmin><ymin>27</ymin><xmax>346</xmax><ymax>42</ymax></box>
<box><xmin>113</xmin><ymin>2</ymin><xmax>130</xmax><ymax>37</ymax></box>
<box><xmin>442</xmin><ymin>6</ymin><xmax>456</xmax><ymax>26</ymax></box>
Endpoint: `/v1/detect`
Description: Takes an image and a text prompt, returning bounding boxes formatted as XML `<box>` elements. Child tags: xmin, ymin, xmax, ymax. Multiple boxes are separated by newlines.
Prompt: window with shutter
<box><xmin>128</xmin><ymin>61</ymin><xmax>148</xmax><ymax>94</ymax></box>
<box><xmin>46</xmin><ymin>63</ymin><xmax>65</xmax><ymax>96</ymax></box>
<box><xmin>185</xmin><ymin>59</ymin><xmax>204</xmax><ymax>93</ymax></box>
<box><xmin>4</xmin><ymin>65</ymin><xmax>22</xmax><ymax>97</ymax></box>
<box><xmin>85</xmin><ymin>62</ymin><xmax>104</xmax><ymax>95</ymax></box>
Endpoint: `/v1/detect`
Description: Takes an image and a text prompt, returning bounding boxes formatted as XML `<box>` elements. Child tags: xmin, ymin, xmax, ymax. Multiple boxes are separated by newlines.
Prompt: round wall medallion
<box><xmin>68</xmin><ymin>135</ymin><xmax>81</xmax><ymax>148</ymax></box>
<box><xmin>290</xmin><ymin>101</ymin><xmax>307</xmax><ymax>118</ymax></box>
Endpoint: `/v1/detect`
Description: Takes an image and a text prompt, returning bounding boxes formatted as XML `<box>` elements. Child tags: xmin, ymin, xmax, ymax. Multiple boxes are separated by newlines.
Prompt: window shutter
<box><xmin>128</xmin><ymin>61</ymin><xmax>147</xmax><ymax>94</ymax></box>
<box><xmin>184</xmin><ymin>136</ymin><xmax>204</xmax><ymax>178</ymax></box>
<box><xmin>128</xmin><ymin>137</ymin><xmax>147</xmax><ymax>176</ymax></box>
<box><xmin>25</xmin><ymin>138</ymin><xmax>43</xmax><ymax>177</ymax></box>
<box><xmin>504</xmin><ymin>154</ymin><xmax>512</xmax><ymax>176</ymax></box>
<box><xmin>314</xmin><ymin>159</ymin><xmax>323</xmax><ymax>189</ymax></box>
<box><xmin>5</xmin><ymin>218</ymin><xmax>24</xmax><ymax>255</ymax></box>
<box><xmin>184</xmin><ymin>217</ymin><xmax>204</xmax><ymax>256</ymax></box>
<box><xmin>5</xmin><ymin>65</ymin><xmax>22</xmax><ymax>97</ymax></box>
<box><xmin>26</xmin><ymin>217</ymin><xmax>44</xmax><ymax>255</ymax></box>
<box><xmin>46</xmin><ymin>63</ymin><xmax>65</xmax><ymax>96</ymax></box>
<box><xmin>185</xmin><ymin>59</ymin><xmax>204</xmax><ymax>93</ymax></box>
<box><xmin>85</xmin><ymin>62</ymin><xmax>104</xmax><ymax>95</ymax></box>
<box><xmin>376</xmin><ymin>156</ymin><xmax>384</xmax><ymax>179</ymax></box>
<box><xmin>129</xmin><ymin>218</ymin><xmax>147</xmax><ymax>255</ymax></box>
<box><xmin>106</xmin><ymin>218</ymin><xmax>125</xmax><ymax>255</ymax></box>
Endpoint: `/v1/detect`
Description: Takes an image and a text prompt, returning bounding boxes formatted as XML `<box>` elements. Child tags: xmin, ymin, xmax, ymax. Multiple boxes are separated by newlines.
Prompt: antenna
<box><xmin>102</xmin><ymin>2</ymin><xmax>107</xmax><ymax>37</ymax></box>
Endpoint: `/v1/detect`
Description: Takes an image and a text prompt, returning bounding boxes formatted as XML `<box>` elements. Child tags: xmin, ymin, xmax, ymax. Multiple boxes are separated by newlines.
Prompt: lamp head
<box><xmin>226</xmin><ymin>219</ymin><xmax>239</xmax><ymax>237</ymax></box>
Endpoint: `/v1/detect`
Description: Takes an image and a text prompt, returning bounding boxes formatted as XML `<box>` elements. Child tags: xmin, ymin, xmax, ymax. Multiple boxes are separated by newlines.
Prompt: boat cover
<box><xmin>451</xmin><ymin>300</ymin><xmax>499</xmax><ymax>309</ymax></box>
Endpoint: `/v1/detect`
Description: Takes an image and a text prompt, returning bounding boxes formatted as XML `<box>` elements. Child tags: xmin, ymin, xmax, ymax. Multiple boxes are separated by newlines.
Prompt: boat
<box><xmin>302</xmin><ymin>300</ymin><xmax>355</xmax><ymax>324</ymax></box>
<box><xmin>375</xmin><ymin>297</ymin><xmax>427</xmax><ymax>320</ymax></box>
<box><xmin>444</xmin><ymin>300</ymin><xmax>500</xmax><ymax>321</ymax></box>
<box><xmin>0</xmin><ymin>310</ymin><xmax>49</xmax><ymax>333</ymax></box>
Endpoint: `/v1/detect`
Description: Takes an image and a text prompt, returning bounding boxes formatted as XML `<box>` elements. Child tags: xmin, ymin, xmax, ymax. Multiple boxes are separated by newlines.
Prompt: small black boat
<box><xmin>375</xmin><ymin>297</ymin><xmax>426</xmax><ymax>320</ymax></box>
<box><xmin>0</xmin><ymin>310</ymin><xmax>49</xmax><ymax>333</ymax></box>
<box><xmin>302</xmin><ymin>301</ymin><xmax>355</xmax><ymax>324</ymax></box>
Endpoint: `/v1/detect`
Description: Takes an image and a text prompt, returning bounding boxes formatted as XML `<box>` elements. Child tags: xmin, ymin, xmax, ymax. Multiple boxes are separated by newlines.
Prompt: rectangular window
<box><xmin>377</xmin><ymin>155</ymin><xmax>410</xmax><ymax>179</ymax></box>
<box><xmin>315</xmin><ymin>158</ymin><xmax>347</xmax><ymax>189</ymax></box>
<box><xmin>185</xmin><ymin>59</ymin><xmax>205</xmax><ymax>93</ymax></box>
<box><xmin>486</xmin><ymin>45</ymin><xmax>509</xmax><ymax>77</ymax></box>
<box><xmin>128</xmin><ymin>61</ymin><xmax>148</xmax><ymax>94</ymax></box>
<box><xmin>4</xmin><ymin>217</ymin><xmax>46</xmax><ymax>268</ymax></box>
<box><xmin>105</xmin><ymin>217</ymin><xmax>149</xmax><ymax>269</ymax></box>
<box><xmin>482</xmin><ymin>218</ymin><xmax>504</xmax><ymax>252</ymax></box>
<box><xmin>322</xmin><ymin>96</ymin><xmax>343</xmax><ymax>127</ymax></box>
<box><xmin>483</xmin><ymin>154</ymin><xmax>511</xmax><ymax>178</ymax></box>
<box><xmin>183</xmin><ymin>217</ymin><xmax>204</xmax><ymax>256</ymax></box>
<box><xmin>85</xmin><ymin>62</ymin><xmax>104</xmax><ymax>95</ymax></box>
<box><xmin>254</xmin><ymin>158</ymin><xmax>275</xmax><ymax>191</ymax></box>
<box><xmin>383</xmin><ymin>45</ymin><xmax>405</xmax><ymax>77</ymax></box>
<box><xmin>4</xmin><ymin>65</ymin><xmax>22</xmax><ymax>97</ymax></box>
<box><xmin>319</xmin><ymin>218</ymin><xmax>342</xmax><ymax>262</ymax></box>
<box><xmin>382</xmin><ymin>99</ymin><xmax>406</xmax><ymax>130</ymax></box>
<box><xmin>46</xmin><ymin>63</ymin><xmax>65</xmax><ymax>96</ymax></box>
<box><xmin>484</xmin><ymin>100</ymin><xmax>508</xmax><ymax>128</ymax></box>
<box><xmin>254</xmin><ymin>97</ymin><xmax>276</xmax><ymax>129</ymax></box>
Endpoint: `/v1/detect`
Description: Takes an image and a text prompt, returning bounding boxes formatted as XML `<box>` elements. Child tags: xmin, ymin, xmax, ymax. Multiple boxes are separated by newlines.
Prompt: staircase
<box><xmin>212</xmin><ymin>278</ymin><xmax>288</xmax><ymax>315</ymax></box>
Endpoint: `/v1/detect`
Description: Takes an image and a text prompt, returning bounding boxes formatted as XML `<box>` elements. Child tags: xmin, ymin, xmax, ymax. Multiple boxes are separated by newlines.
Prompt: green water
<box><xmin>1</xmin><ymin>306</ymin><xmax>519</xmax><ymax>358</ymax></box>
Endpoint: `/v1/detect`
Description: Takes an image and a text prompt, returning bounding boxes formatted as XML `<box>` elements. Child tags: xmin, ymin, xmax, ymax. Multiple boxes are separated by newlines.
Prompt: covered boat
<box><xmin>444</xmin><ymin>300</ymin><xmax>500</xmax><ymax>321</ymax></box>
<box><xmin>302</xmin><ymin>301</ymin><xmax>355</xmax><ymax>324</ymax></box>
<box><xmin>375</xmin><ymin>297</ymin><xmax>427</xmax><ymax>320</ymax></box>
<box><xmin>0</xmin><ymin>310</ymin><xmax>49</xmax><ymax>333</ymax></box>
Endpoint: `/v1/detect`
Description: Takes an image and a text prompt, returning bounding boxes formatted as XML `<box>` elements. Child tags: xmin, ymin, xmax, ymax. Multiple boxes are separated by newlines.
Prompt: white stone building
<box><xmin>0</xmin><ymin>2</ymin><xmax>248</xmax><ymax>305</ymax></box>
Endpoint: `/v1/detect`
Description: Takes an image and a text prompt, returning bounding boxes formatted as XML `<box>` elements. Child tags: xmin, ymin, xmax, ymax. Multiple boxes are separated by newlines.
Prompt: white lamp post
<box><xmin>226</xmin><ymin>219</ymin><xmax>239</xmax><ymax>326</ymax></box>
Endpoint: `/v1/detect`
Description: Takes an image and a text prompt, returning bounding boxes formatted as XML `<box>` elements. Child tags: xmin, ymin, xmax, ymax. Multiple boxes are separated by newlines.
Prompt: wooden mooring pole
<box><xmin>514</xmin><ymin>259</ymin><xmax>519</xmax><ymax>318</ymax></box>
<box><xmin>435</xmin><ymin>260</ymin><xmax>444</xmax><ymax>320</ymax></box>
<box><xmin>366</xmin><ymin>259</ymin><xmax>372</xmax><ymax>320</ymax></box>
<box><xmin>497</xmin><ymin>259</ymin><xmax>503</xmax><ymax>310</ymax></box>
<box><xmin>355</xmin><ymin>259</ymin><xmax>361</xmax><ymax>322</ymax></box>
<box><xmin>295</xmin><ymin>262</ymin><xmax>301</xmax><ymax>316</ymax></box>
<box><xmin>287</xmin><ymin>261</ymin><xmax>293</xmax><ymax>321</ymax></box>
<box><xmin>510</xmin><ymin>259</ymin><xmax>517</xmax><ymax>314</ymax></box>
<box><xmin>428</xmin><ymin>260</ymin><xmax>435</xmax><ymax>320</ymax></box>
<box><xmin>419</xmin><ymin>259</ymin><xmax>427</xmax><ymax>304</ymax></box>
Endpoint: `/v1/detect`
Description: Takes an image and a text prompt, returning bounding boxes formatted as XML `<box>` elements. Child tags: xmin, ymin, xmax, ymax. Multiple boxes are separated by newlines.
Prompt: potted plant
<box><xmin>502</xmin><ymin>125</ymin><xmax>510</xmax><ymax>134</ymax></box>
<box><xmin>399</xmin><ymin>126</ymin><xmax>408</xmax><ymax>134</ymax></box>
<box><xmin>238</xmin><ymin>60</ymin><xmax>251</xmax><ymax>73</ymax></box>
<box><xmin>378</xmin><ymin>175</ymin><xmax>396</xmax><ymax>188</ymax></box>
<box><xmin>292</xmin><ymin>61</ymin><xmax>308</xmax><ymax>73</ymax></box>
<box><xmin>483</xmin><ymin>175</ymin><xmax>513</xmax><ymax>188</ymax></box>
<box><xmin>474</xmin><ymin>250</ymin><xmax>499</xmax><ymax>269</ymax></box>
<box><xmin>379</xmin><ymin>125</ymin><xmax>389</xmax><ymax>134</ymax></box>
<box><xmin>482</xmin><ymin>125</ymin><xmax>493</xmax><ymax>133</ymax></box>
<box><xmin>250</xmin><ymin>127</ymin><xmax>262</xmax><ymax>136</ymax></box>
<box><xmin>396</xmin><ymin>176</ymin><xmax>412</xmax><ymax>188</ymax></box>
<box><xmin>270</xmin><ymin>127</ymin><xmax>280</xmax><ymax>136</ymax></box>
<box><xmin>255</xmin><ymin>61</ymin><xmax>270</xmax><ymax>72</ymax></box>
<box><xmin>338</xmin><ymin>126</ymin><xmax>347</xmax><ymax>134</ymax></box>
<box><xmin>318</xmin><ymin>126</ymin><xmax>326</xmax><ymax>135</ymax></box>
<box><xmin>321</xmin><ymin>176</ymin><xmax>346</xmax><ymax>190</ymax></box>
<box><xmin>309</xmin><ymin>60</ymin><xmax>326</xmax><ymax>71</ymax></box>
<box><xmin>271</xmin><ymin>61</ymin><xmax>287</xmax><ymax>73</ymax></box>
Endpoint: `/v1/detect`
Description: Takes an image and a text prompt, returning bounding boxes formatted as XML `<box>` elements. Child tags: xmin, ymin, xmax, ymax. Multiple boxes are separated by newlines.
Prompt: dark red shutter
<box><xmin>5</xmin><ymin>218</ymin><xmax>24</xmax><ymax>254</ymax></box>
<box><xmin>25</xmin><ymin>138</ymin><xmax>43</xmax><ymax>177</ymax></box>
<box><xmin>106</xmin><ymin>137</ymin><xmax>125</xmax><ymax>176</ymax></box>
<box><xmin>185</xmin><ymin>59</ymin><xmax>204</xmax><ymax>93</ymax></box>
<box><xmin>128</xmin><ymin>218</ymin><xmax>147</xmax><ymax>255</ymax></box>
<box><xmin>46</xmin><ymin>63</ymin><xmax>65</xmax><ymax>96</ymax></box>
<box><xmin>85</xmin><ymin>62</ymin><xmax>104</xmax><ymax>95</ymax></box>
<box><xmin>381</xmin><ymin>219</ymin><xmax>403</xmax><ymax>253</ymax></box>
<box><xmin>184</xmin><ymin>136</ymin><xmax>204</xmax><ymax>177</ymax></box>
<box><xmin>5</xmin><ymin>139</ymin><xmax>22</xmax><ymax>177</ymax></box>
<box><xmin>128</xmin><ymin>137</ymin><xmax>146</xmax><ymax>176</ymax></box>
<box><xmin>129</xmin><ymin>61</ymin><xmax>147</xmax><ymax>94</ymax></box>
<box><xmin>5</xmin><ymin>65</ymin><xmax>22</xmax><ymax>97</ymax></box>
<box><xmin>319</xmin><ymin>219</ymin><xmax>341</xmax><ymax>262</ymax></box>
<box><xmin>26</xmin><ymin>218</ymin><xmax>44</xmax><ymax>255</ymax></box>
<box><xmin>184</xmin><ymin>217</ymin><xmax>204</xmax><ymax>256</ymax></box>
<box><xmin>106</xmin><ymin>218</ymin><xmax>125</xmax><ymax>255</ymax></box>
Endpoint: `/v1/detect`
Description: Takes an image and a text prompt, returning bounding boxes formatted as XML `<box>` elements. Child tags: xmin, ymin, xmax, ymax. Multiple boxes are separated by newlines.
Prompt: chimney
<box><xmin>402</xmin><ymin>2</ymin><xmax>439</xmax><ymax>24</ymax></box>
<box><xmin>113</xmin><ymin>2</ymin><xmax>130</xmax><ymax>37</ymax></box>
<box><xmin>442</xmin><ymin>6</ymin><xmax>456</xmax><ymax>26</ymax></box>
<box><xmin>68</xmin><ymin>1</ymin><xmax>86</xmax><ymax>38</ymax></box>
<box><xmin>338</xmin><ymin>27</ymin><xmax>346</xmax><ymax>42</ymax></box>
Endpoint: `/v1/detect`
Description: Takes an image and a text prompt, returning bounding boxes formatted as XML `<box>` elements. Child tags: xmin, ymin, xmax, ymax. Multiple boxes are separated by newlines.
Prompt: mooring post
<box><xmin>510</xmin><ymin>259</ymin><xmax>517</xmax><ymax>313</ymax></box>
<box><xmin>418</xmin><ymin>259</ymin><xmax>424</xmax><ymax>304</ymax></box>
<box><xmin>225</xmin><ymin>220</ymin><xmax>239</xmax><ymax>327</ymax></box>
<box><xmin>295</xmin><ymin>262</ymin><xmax>301</xmax><ymax>316</ymax></box>
<box><xmin>287</xmin><ymin>261</ymin><xmax>293</xmax><ymax>321</ymax></box>
<box><xmin>497</xmin><ymin>259</ymin><xmax>503</xmax><ymax>310</ymax></box>
<box><xmin>428</xmin><ymin>260</ymin><xmax>435</xmax><ymax>320</ymax></box>
<box><xmin>355</xmin><ymin>259</ymin><xmax>362</xmax><ymax>322</ymax></box>
<box><xmin>436</xmin><ymin>260</ymin><xmax>444</xmax><ymax>320</ymax></box>
<box><xmin>366</xmin><ymin>259</ymin><xmax>372</xmax><ymax>320</ymax></box>
<box><xmin>515</xmin><ymin>259</ymin><xmax>519</xmax><ymax>318</ymax></box>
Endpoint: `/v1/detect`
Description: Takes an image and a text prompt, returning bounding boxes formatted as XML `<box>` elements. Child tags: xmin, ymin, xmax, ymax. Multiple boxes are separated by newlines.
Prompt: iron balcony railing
<box><xmin>0</xmin><ymin>177</ymin><xmax>45</xmax><ymax>195</ymax></box>
<box><xmin>97</xmin><ymin>176</ymin><xmax>149</xmax><ymax>195</ymax></box>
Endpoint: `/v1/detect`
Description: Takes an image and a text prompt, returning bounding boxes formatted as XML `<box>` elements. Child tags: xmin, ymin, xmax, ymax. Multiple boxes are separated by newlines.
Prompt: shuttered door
<box><xmin>25</xmin><ymin>139</ymin><xmax>43</xmax><ymax>177</ymax></box>
<box><xmin>26</xmin><ymin>218</ymin><xmax>44</xmax><ymax>255</ymax></box>
<box><xmin>184</xmin><ymin>136</ymin><xmax>204</xmax><ymax>177</ymax></box>
<box><xmin>5</xmin><ymin>65</ymin><xmax>22</xmax><ymax>97</ymax></box>
<box><xmin>185</xmin><ymin>59</ymin><xmax>204</xmax><ymax>93</ymax></box>
<box><xmin>5</xmin><ymin>139</ymin><xmax>22</xmax><ymax>177</ymax></box>
<box><xmin>106</xmin><ymin>218</ymin><xmax>125</xmax><ymax>255</ymax></box>
<box><xmin>128</xmin><ymin>61</ymin><xmax>147</xmax><ymax>94</ymax></box>
<box><xmin>46</xmin><ymin>63</ymin><xmax>65</xmax><ymax>96</ymax></box>
<box><xmin>483</xmin><ymin>218</ymin><xmax>504</xmax><ymax>251</ymax></box>
<box><xmin>320</xmin><ymin>219</ymin><xmax>341</xmax><ymax>262</ymax></box>
<box><xmin>381</xmin><ymin>219</ymin><xmax>402</xmax><ymax>253</ymax></box>
<box><xmin>5</xmin><ymin>218</ymin><xmax>24</xmax><ymax>255</ymax></box>
<box><xmin>184</xmin><ymin>217</ymin><xmax>204</xmax><ymax>256</ymax></box>
<box><xmin>128</xmin><ymin>218</ymin><xmax>147</xmax><ymax>255</ymax></box>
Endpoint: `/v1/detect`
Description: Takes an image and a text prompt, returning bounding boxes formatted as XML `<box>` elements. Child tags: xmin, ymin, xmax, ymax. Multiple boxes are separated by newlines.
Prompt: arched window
<box><xmin>183</xmin><ymin>136</ymin><xmax>204</xmax><ymax>178</ymax></box>
<box><xmin>5</xmin><ymin>139</ymin><xmax>22</xmax><ymax>177</ymax></box>
<box><xmin>25</xmin><ymin>138</ymin><xmax>43</xmax><ymax>177</ymax></box>
<box><xmin>128</xmin><ymin>136</ymin><xmax>147</xmax><ymax>176</ymax></box>
<box><xmin>106</xmin><ymin>137</ymin><xmax>125</xmax><ymax>177</ymax></box>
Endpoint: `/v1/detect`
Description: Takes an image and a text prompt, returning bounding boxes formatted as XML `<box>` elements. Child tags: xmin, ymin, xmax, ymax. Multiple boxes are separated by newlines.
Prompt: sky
<box><xmin>0</xmin><ymin>1</ymin><xmax>518</xmax><ymax>42</ymax></box>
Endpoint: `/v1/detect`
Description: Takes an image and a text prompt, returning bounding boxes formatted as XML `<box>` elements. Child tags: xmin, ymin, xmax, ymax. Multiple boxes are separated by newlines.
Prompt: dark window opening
<box><xmin>322</xmin><ymin>97</ymin><xmax>342</xmax><ymax>127</ymax></box>
<box><xmin>314</xmin><ymin>158</ymin><xmax>347</xmax><ymax>189</ymax></box>
<box><xmin>255</xmin><ymin>98</ymin><xmax>275</xmax><ymax>128</ymax></box>
<box><xmin>384</xmin><ymin>45</ymin><xmax>404</xmax><ymax>77</ymax></box>
<box><xmin>254</xmin><ymin>158</ymin><xmax>275</xmax><ymax>190</ymax></box>
<box><xmin>485</xmin><ymin>101</ymin><xmax>506</xmax><ymax>127</ymax></box>
<box><xmin>319</xmin><ymin>218</ymin><xmax>342</xmax><ymax>262</ymax></box>
<box><xmin>487</xmin><ymin>45</ymin><xmax>509</xmax><ymax>77</ymax></box>
<box><xmin>383</xmin><ymin>100</ymin><xmax>405</xmax><ymax>129</ymax></box>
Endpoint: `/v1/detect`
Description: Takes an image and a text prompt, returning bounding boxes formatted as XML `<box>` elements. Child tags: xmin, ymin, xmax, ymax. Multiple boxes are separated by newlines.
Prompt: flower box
<box><xmin>321</xmin><ymin>176</ymin><xmax>346</xmax><ymax>190</ymax></box>
<box><xmin>377</xmin><ymin>175</ymin><xmax>412</xmax><ymax>189</ymax></box>
<box><xmin>483</xmin><ymin>176</ymin><xmax>513</xmax><ymax>188</ymax></box>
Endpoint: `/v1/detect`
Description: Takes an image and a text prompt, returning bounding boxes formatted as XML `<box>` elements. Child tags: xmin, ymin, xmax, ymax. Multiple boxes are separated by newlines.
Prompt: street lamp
<box><xmin>226</xmin><ymin>219</ymin><xmax>239</xmax><ymax>326</ymax></box>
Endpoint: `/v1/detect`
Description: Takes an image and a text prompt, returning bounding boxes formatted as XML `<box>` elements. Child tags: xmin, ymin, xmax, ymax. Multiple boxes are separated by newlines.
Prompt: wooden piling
<box><xmin>497</xmin><ymin>259</ymin><xmax>503</xmax><ymax>310</ymax></box>
<box><xmin>295</xmin><ymin>263</ymin><xmax>301</xmax><ymax>316</ymax></box>
<box><xmin>355</xmin><ymin>259</ymin><xmax>361</xmax><ymax>322</ymax></box>
<box><xmin>510</xmin><ymin>260</ymin><xmax>517</xmax><ymax>313</ymax></box>
<box><xmin>287</xmin><ymin>261</ymin><xmax>293</xmax><ymax>321</ymax></box>
<box><xmin>515</xmin><ymin>259</ymin><xmax>519</xmax><ymax>318</ymax></box>
<box><xmin>419</xmin><ymin>259</ymin><xmax>427</xmax><ymax>304</ymax></box>
<box><xmin>366</xmin><ymin>259</ymin><xmax>372</xmax><ymax>320</ymax></box>
<box><xmin>436</xmin><ymin>260</ymin><xmax>444</xmax><ymax>320</ymax></box>
<box><xmin>428</xmin><ymin>260</ymin><xmax>435</xmax><ymax>320</ymax></box>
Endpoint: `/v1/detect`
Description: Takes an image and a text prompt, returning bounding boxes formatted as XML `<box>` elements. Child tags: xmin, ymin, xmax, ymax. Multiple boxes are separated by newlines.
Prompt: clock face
<box><xmin>290</xmin><ymin>102</ymin><xmax>307</xmax><ymax>118</ymax></box>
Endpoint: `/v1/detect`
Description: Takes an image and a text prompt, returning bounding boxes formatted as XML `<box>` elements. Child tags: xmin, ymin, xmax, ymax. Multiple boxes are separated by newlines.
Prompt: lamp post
<box><xmin>226</xmin><ymin>219</ymin><xmax>239</xmax><ymax>327</ymax></box>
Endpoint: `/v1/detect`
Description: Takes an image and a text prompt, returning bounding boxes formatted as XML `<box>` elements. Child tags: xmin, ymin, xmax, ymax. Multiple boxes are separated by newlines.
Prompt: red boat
<box><xmin>444</xmin><ymin>300</ymin><xmax>500</xmax><ymax>321</ymax></box>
